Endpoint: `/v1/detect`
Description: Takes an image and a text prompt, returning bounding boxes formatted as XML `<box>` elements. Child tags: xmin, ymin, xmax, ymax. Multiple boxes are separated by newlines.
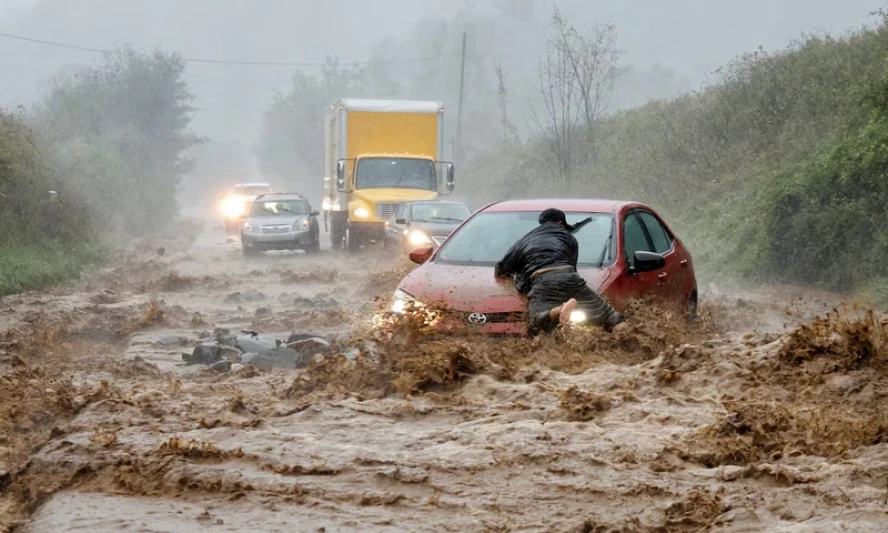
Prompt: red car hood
<box><xmin>398</xmin><ymin>262</ymin><xmax>610</xmax><ymax>313</ymax></box>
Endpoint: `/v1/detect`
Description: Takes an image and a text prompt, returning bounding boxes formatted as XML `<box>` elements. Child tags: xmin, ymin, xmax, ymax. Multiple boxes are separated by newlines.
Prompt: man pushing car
<box><xmin>494</xmin><ymin>208</ymin><xmax>629</xmax><ymax>337</ymax></box>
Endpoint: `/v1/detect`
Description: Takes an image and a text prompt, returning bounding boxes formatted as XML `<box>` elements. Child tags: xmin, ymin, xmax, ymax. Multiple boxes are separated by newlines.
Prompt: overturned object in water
<box><xmin>183</xmin><ymin>344</ymin><xmax>222</xmax><ymax>365</ymax></box>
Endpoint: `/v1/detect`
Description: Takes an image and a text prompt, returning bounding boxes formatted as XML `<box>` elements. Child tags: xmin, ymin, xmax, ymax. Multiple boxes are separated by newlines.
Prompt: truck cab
<box><xmin>323</xmin><ymin>99</ymin><xmax>455</xmax><ymax>252</ymax></box>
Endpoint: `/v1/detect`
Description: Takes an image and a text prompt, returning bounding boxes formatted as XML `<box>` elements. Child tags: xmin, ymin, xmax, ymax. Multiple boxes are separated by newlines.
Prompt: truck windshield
<box><xmin>355</xmin><ymin>158</ymin><xmax>436</xmax><ymax>191</ymax></box>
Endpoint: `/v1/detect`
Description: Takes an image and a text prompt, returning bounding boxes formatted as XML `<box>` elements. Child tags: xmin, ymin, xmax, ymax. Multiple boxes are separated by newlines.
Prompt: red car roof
<box><xmin>482</xmin><ymin>199</ymin><xmax>630</xmax><ymax>213</ymax></box>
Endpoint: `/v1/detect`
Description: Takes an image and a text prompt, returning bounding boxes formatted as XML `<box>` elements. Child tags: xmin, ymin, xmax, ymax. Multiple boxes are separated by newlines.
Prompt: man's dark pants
<box><xmin>526</xmin><ymin>270</ymin><xmax>619</xmax><ymax>336</ymax></box>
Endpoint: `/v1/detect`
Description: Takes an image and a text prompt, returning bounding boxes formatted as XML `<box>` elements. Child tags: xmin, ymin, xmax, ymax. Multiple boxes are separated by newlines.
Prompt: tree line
<box><xmin>0</xmin><ymin>47</ymin><xmax>199</xmax><ymax>292</ymax></box>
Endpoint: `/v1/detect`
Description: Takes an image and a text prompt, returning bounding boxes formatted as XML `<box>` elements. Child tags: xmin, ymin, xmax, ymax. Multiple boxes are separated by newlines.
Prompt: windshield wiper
<box><xmin>596</xmin><ymin>218</ymin><xmax>615</xmax><ymax>268</ymax></box>
<box><xmin>431</xmin><ymin>216</ymin><xmax>465</xmax><ymax>223</ymax></box>
<box><xmin>392</xmin><ymin>166</ymin><xmax>408</xmax><ymax>187</ymax></box>
<box><xmin>262</xmin><ymin>206</ymin><xmax>299</xmax><ymax>215</ymax></box>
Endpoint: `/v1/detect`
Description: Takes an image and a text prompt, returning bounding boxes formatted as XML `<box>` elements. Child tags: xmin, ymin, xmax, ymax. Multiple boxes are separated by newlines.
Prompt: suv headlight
<box><xmin>391</xmin><ymin>289</ymin><xmax>415</xmax><ymax>314</ymax></box>
<box><xmin>242</xmin><ymin>222</ymin><xmax>253</xmax><ymax>233</ymax></box>
<box><xmin>407</xmin><ymin>229</ymin><xmax>432</xmax><ymax>247</ymax></box>
<box><xmin>294</xmin><ymin>218</ymin><xmax>310</xmax><ymax>230</ymax></box>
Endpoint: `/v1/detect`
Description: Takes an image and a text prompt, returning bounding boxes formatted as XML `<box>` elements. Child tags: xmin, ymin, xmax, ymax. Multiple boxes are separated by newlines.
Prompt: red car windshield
<box><xmin>436</xmin><ymin>211</ymin><xmax>615</xmax><ymax>266</ymax></box>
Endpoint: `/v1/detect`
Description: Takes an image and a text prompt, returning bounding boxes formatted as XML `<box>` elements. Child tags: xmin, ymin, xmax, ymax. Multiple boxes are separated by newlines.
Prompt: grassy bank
<box><xmin>463</xmin><ymin>14</ymin><xmax>888</xmax><ymax>297</ymax></box>
<box><xmin>0</xmin><ymin>243</ymin><xmax>104</xmax><ymax>296</ymax></box>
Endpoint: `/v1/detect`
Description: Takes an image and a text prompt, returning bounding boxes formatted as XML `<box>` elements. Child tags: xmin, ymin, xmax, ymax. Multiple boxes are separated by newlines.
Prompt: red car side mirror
<box><xmin>408</xmin><ymin>245</ymin><xmax>434</xmax><ymax>265</ymax></box>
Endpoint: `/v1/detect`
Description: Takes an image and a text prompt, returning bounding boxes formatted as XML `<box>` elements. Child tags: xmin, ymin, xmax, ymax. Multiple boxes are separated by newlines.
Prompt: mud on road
<box><xmin>1</xmin><ymin>220</ymin><xmax>887</xmax><ymax>532</ymax></box>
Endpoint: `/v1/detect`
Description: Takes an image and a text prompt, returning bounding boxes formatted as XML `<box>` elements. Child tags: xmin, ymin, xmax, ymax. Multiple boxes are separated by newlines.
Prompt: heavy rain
<box><xmin>1</xmin><ymin>1</ymin><xmax>887</xmax><ymax>531</ymax></box>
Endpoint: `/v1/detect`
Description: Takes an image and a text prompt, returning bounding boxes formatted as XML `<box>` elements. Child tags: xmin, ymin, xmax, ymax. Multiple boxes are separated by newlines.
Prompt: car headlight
<box><xmin>569</xmin><ymin>310</ymin><xmax>587</xmax><ymax>324</ymax></box>
<box><xmin>391</xmin><ymin>289</ymin><xmax>415</xmax><ymax>314</ymax></box>
<box><xmin>222</xmin><ymin>197</ymin><xmax>245</xmax><ymax>217</ymax></box>
<box><xmin>294</xmin><ymin>219</ymin><xmax>309</xmax><ymax>230</ymax></box>
<box><xmin>407</xmin><ymin>229</ymin><xmax>432</xmax><ymax>247</ymax></box>
<box><xmin>322</xmin><ymin>198</ymin><xmax>341</xmax><ymax>211</ymax></box>
<box><xmin>353</xmin><ymin>207</ymin><xmax>370</xmax><ymax>218</ymax></box>
<box><xmin>242</xmin><ymin>222</ymin><xmax>253</xmax><ymax>233</ymax></box>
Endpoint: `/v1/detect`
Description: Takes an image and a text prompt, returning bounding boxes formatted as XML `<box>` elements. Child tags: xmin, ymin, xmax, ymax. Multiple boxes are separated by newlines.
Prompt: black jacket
<box><xmin>494</xmin><ymin>222</ymin><xmax>578</xmax><ymax>294</ymax></box>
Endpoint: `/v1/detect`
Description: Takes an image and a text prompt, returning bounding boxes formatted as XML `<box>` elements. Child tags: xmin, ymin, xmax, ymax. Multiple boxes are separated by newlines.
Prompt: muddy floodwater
<box><xmin>1</xmin><ymin>218</ymin><xmax>887</xmax><ymax>533</ymax></box>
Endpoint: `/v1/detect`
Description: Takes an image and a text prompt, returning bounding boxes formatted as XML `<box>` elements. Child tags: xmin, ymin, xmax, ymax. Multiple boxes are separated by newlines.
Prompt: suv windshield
<box><xmin>411</xmin><ymin>203</ymin><xmax>470</xmax><ymax>223</ymax></box>
<box><xmin>234</xmin><ymin>185</ymin><xmax>272</xmax><ymax>196</ymax></box>
<box><xmin>436</xmin><ymin>211</ymin><xmax>614</xmax><ymax>266</ymax></box>
<box><xmin>356</xmin><ymin>157</ymin><xmax>436</xmax><ymax>191</ymax></box>
<box><xmin>249</xmin><ymin>200</ymin><xmax>306</xmax><ymax>217</ymax></box>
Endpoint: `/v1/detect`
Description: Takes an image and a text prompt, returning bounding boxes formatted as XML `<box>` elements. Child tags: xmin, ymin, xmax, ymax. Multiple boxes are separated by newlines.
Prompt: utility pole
<box><xmin>455</xmin><ymin>31</ymin><xmax>467</xmax><ymax>166</ymax></box>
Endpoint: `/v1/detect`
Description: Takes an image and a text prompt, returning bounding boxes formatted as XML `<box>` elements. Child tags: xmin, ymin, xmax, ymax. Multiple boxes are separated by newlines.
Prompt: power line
<box><xmin>0</xmin><ymin>31</ymin><xmax>455</xmax><ymax>67</ymax></box>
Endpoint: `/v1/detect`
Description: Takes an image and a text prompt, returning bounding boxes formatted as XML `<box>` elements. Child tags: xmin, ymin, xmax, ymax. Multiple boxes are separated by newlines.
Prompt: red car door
<box><xmin>636</xmin><ymin>210</ymin><xmax>685</xmax><ymax>302</ymax></box>
<box><xmin>613</xmin><ymin>210</ymin><xmax>678</xmax><ymax>307</ymax></box>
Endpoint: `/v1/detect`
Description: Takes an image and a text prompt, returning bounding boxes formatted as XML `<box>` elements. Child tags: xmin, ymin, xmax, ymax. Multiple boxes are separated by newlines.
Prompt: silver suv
<box><xmin>240</xmin><ymin>193</ymin><xmax>320</xmax><ymax>255</ymax></box>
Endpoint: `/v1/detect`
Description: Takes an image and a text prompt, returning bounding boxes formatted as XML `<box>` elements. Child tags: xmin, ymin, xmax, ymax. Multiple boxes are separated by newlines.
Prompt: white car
<box><xmin>220</xmin><ymin>183</ymin><xmax>274</xmax><ymax>232</ymax></box>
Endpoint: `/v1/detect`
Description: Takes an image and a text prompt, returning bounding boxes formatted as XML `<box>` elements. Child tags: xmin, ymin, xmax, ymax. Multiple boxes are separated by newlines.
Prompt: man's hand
<box><xmin>612</xmin><ymin>321</ymin><xmax>630</xmax><ymax>333</ymax></box>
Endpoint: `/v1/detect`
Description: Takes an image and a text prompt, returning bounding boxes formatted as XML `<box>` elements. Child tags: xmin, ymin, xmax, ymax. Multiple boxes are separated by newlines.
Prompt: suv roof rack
<box><xmin>254</xmin><ymin>192</ymin><xmax>304</xmax><ymax>200</ymax></box>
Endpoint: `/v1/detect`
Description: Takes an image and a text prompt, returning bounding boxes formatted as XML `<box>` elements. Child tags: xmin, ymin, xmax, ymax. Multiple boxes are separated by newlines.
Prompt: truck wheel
<box><xmin>330</xmin><ymin>223</ymin><xmax>345</xmax><ymax>250</ymax></box>
<box><xmin>347</xmin><ymin>228</ymin><xmax>361</xmax><ymax>253</ymax></box>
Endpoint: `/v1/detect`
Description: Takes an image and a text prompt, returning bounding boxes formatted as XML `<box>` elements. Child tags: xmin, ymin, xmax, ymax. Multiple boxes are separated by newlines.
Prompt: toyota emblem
<box><xmin>467</xmin><ymin>312</ymin><xmax>487</xmax><ymax>325</ymax></box>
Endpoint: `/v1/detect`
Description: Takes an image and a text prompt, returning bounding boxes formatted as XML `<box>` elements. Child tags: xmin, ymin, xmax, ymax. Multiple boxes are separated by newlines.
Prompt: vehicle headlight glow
<box><xmin>242</xmin><ymin>222</ymin><xmax>253</xmax><ymax>233</ymax></box>
<box><xmin>569</xmin><ymin>310</ymin><xmax>587</xmax><ymax>324</ymax></box>
<box><xmin>222</xmin><ymin>196</ymin><xmax>246</xmax><ymax>217</ymax></box>
<box><xmin>322</xmin><ymin>198</ymin><xmax>341</xmax><ymax>211</ymax></box>
<box><xmin>295</xmin><ymin>218</ymin><xmax>309</xmax><ymax>230</ymax></box>
<box><xmin>407</xmin><ymin>229</ymin><xmax>432</xmax><ymax>247</ymax></box>
<box><xmin>353</xmin><ymin>207</ymin><xmax>370</xmax><ymax>218</ymax></box>
<box><xmin>390</xmin><ymin>289</ymin><xmax>415</xmax><ymax>314</ymax></box>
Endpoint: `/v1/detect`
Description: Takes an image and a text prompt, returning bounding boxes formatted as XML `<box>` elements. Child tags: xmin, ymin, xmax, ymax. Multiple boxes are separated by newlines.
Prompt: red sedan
<box><xmin>391</xmin><ymin>199</ymin><xmax>697</xmax><ymax>335</ymax></box>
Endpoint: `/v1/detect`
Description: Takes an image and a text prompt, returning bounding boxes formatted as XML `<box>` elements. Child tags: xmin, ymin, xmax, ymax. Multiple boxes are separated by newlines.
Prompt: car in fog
<box><xmin>390</xmin><ymin>199</ymin><xmax>697</xmax><ymax>335</ymax></box>
<box><xmin>385</xmin><ymin>200</ymin><xmax>472</xmax><ymax>252</ymax></box>
<box><xmin>220</xmin><ymin>182</ymin><xmax>274</xmax><ymax>232</ymax></box>
<box><xmin>240</xmin><ymin>193</ymin><xmax>320</xmax><ymax>255</ymax></box>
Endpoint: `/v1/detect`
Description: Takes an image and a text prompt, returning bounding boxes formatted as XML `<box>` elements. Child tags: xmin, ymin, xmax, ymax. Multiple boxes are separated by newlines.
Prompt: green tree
<box><xmin>36</xmin><ymin>46</ymin><xmax>201</xmax><ymax>237</ymax></box>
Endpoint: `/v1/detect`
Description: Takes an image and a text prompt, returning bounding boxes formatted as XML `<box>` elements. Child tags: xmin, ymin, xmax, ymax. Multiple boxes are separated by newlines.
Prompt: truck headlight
<box><xmin>353</xmin><ymin>207</ymin><xmax>370</xmax><ymax>218</ymax></box>
<box><xmin>569</xmin><ymin>310</ymin><xmax>587</xmax><ymax>324</ymax></box>
<box><xmin>407</xmin><ymin>229</ymin><xmax>432</xmax><ymax>247</ymax></box>
<box><xmin>391</xmin><ymin>289</ymin><xmax>416</xmax><ymax>314</ymax></box>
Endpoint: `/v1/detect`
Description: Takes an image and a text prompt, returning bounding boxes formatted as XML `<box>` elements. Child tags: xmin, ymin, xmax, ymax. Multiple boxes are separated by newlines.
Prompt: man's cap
<box><xmin>539</xmin><ymin>208</ymin><xmax>574</xmax><ymax>231</ymax></box>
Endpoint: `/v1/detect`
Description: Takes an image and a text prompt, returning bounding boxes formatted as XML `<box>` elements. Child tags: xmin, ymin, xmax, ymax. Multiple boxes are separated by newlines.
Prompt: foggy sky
<box><xmin>0</xmin><ymin>0</ymin><xmax>881</xmax><ymax>179</ymax></box>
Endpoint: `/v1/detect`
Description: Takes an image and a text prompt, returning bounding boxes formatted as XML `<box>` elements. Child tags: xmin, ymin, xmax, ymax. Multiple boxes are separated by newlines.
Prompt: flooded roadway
<box><xmin>2</xmin><ymin>217</ymin><xmax>887</xmax><ymax>532</ymax></box>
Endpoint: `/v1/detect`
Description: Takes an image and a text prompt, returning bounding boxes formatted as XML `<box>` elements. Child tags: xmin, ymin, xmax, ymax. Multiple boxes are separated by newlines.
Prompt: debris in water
<box><xmin>211</xmin><ymin>360</ymin><xmax>232</xmax><ymax>373</ymax></box>
<box><xmin>184</xmin><ymin>344</ymin><xmax>221</xmax><ymax>365</ymax></box>
<box><xmin>224</xmin><ymin>289</ymin><xmax>267</xmax><ymax>303</ymax></box>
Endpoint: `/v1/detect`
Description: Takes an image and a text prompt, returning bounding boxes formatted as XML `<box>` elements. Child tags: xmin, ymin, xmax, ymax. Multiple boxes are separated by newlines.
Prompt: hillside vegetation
<box><xmin>464</xmin><ymin>14</ymin><xmax>888</xmax><ymax>298</ymax></box>
<box><xmin>0</xmin><ymin>48</ymin><xmax>198</xmax><ymax>295</ymax></box>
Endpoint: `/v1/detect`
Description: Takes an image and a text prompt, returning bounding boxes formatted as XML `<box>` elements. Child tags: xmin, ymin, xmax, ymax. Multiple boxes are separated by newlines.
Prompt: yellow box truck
<box><xmin>322</xmin><ymin>99</ymin><xmax>455</xmax><ymax>252</ymax></box>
